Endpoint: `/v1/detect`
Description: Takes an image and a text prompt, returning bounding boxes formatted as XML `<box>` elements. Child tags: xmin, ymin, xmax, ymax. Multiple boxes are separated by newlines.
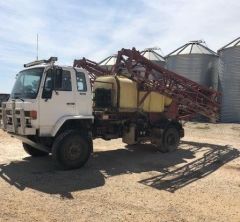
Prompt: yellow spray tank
<box><xmin>93</xmin><ymin>76</ymin><xmax>172</xmax><ymax>113</ymax></box>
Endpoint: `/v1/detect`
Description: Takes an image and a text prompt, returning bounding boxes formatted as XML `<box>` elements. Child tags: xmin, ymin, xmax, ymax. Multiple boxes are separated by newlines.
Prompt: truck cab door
<box><xmin>74</xmin><ymin>69</ymin><xmax>92</xmax><ymax>116</ymax></box>
<box><xmin>39</xmin><ymin>67</ymin><xmax>76</xmax><ymax>135</ymax></box>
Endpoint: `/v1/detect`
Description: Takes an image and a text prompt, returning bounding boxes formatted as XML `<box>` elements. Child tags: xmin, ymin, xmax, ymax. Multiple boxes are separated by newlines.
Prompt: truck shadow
<box><xmin>0</xmin><ymin>141</ymin><xmax>239</xmax><ymax>198</ymax></box>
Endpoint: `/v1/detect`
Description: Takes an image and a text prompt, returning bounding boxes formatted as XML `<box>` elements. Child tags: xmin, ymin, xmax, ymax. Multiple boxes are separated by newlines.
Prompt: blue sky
<box><xmin>0</xmin><ymin>0</ymin><xmax>239</xmax><ymax>93</ymax></box>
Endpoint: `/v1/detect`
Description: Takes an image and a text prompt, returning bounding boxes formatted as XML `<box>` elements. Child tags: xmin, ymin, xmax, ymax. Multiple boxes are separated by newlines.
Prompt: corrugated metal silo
<box><xmin>166</xmin><ymin>40</ymin><xmax>219</xmax><ymax>89</ymax></box>
<box><xmin>140</xmin><ymin>48</ymin><xmax>166</xmax><ymax>67</ymax></box>
<box><xmin>218</xmin><ymin>37</ymin><xmax>240</xmax><ymax>122</ymax></box>
<box><xmin>98</xmin><ymin>54</ymin><xmax>117</xmax><ymax>71</ymax></box>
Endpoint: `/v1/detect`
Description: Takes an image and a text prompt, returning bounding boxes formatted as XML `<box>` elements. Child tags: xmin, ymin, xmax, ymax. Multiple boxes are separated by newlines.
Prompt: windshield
<box><xmin>11</xmin><ymin>68</ymin><xmax>44</xmax><ymax>99</ymax></box>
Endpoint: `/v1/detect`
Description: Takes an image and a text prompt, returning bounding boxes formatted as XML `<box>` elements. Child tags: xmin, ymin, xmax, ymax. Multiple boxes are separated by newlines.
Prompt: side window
<box><xmin>55</xmin><ymin>70</ymin><xmax>72</xmax><ymax>91</ymax></box>
<box><xmin>76</xmin><ymin>72</ymin><xmax>87</xmax><ymax>92</ymax></box>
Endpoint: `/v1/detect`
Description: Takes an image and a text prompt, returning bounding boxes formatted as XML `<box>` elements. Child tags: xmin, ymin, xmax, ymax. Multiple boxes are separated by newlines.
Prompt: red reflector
<box><xmin>30</xmin><ymin>110</ymin><xmax>37</xmax><ymax>120</ymax></box>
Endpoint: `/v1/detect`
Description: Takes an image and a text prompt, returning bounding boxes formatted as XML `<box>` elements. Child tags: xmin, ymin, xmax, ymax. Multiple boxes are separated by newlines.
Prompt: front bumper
<box><xmin>0</xmin><ymin>102</ymin><xmax>36</xmax><ymax>135</ymax></box>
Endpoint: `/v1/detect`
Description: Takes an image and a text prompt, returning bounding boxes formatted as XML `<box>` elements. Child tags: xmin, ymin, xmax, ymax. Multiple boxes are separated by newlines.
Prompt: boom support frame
<box><xmin>74</xmin><ymin>48</ymin><xmax>220</xmax><ymax>121</ymax></box>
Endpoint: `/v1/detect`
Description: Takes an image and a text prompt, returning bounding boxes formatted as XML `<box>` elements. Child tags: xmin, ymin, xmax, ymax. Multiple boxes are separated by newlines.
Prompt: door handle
<box><xmin>66</xmin><ymin>102</ymin><xmax>75</xmax><ymax>105</ymax></box>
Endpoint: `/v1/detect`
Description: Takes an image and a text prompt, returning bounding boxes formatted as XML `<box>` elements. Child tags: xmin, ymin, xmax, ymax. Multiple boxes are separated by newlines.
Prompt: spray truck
<box><xmin>0</xmin><ymin>48</ymin><xmax>220</xmax><ymax>170</ymax></box>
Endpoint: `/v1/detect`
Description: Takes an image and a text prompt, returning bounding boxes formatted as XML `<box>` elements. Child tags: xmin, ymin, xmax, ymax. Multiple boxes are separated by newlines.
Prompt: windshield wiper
<box><xmin>14</xmin><ymin>96</ymin><xmax>24</xmax><ymax>102</ymax></box>
<box><xmin>12</xmin><ymin>93</ymin><xmax>24</xmax><ymax>101</ymax></box>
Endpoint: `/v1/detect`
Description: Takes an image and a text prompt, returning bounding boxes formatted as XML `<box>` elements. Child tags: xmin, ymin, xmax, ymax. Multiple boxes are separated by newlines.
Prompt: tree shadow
<box><xmin>0</xmin><ymin>141</ymin><xmax>239</xmax><ymax>198</ymax></box>
<box><xmin>139</xmin><ymin>141</ymin><xmax>240</xmax><ymax>192</ymax></box>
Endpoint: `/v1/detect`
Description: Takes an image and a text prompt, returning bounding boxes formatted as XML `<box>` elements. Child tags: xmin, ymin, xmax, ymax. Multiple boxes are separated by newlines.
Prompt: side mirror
<box><xmin>42</xmin><ymin>69</ymin><xmax>54</xmax><ymax>100</ymax></box>
<box><xmin>42</xmin><ymin>86</ymin><xmax>53</xmax><ymax>99</ymax></box>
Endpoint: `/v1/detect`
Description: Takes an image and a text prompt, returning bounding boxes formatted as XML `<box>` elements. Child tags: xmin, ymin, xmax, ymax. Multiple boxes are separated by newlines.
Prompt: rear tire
<box><xmin>22</xmin><ymin>143</ymin><xmax>49</xmax><ymax>157</ymax></box>
<box><xmin>158</xmin><ymin>127</ymin><xmax>180</xmax><ymax>153</ymax></box>
<box><xmin>52</xmin><ymin>130</ymin><xmax>91</xmax><ymax>170</ymax></box>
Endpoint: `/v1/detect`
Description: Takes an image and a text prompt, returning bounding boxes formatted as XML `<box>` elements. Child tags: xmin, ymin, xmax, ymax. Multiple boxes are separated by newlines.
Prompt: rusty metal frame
<box><xmin>73</xmin><ymin>48</ymin><xmax>220</xmax><ymax>121</ymax></box>
<box><xmin>113</xmin><ymin>48</ymin><xmax>220</xmax><ymax>121</ymax></box>
<box><xmin>73</xmin><ymin>58</ymin><xmax>112</xmax><ymax>85</ymax></box>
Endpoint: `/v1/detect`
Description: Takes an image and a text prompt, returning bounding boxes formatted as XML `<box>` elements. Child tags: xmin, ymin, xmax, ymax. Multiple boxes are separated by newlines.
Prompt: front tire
<box><xmin>22</xmin><ymin>143</ymin><xmax>49</xmax><ymax>157</ymax></box>
<box><xmin>158</xmin><ymin>127</ymin><xmax>180</xmax><ymax>153</ymax></box>
<box><xmin>52</xmin><ymin>130</ymin><xmax>91</xmax><ymax>170</ymax></box>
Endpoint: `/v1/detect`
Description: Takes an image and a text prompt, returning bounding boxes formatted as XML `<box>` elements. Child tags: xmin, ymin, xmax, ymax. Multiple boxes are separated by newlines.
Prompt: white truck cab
<box><xmin>1</xmin><ymin>58</ymin><xmax>93</xmax><ymax>137</ymax></box>
<box><xmin>1</xmin><ymin>58</ymin><xmax>95</xmax><ymax>169</ymax></box>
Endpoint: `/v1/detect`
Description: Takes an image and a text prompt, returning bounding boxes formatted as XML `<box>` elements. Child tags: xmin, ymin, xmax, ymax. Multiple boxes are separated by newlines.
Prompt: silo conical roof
<box><xmin>140</xmin><ymin>47</ymin><xmax>166</xmax><ymax>67</ymax></box>
<box><xmin>141</xmin><ymin>48</ymin><xmax>165</xmax><ymax>62</ymax></box>
<box><xmin>167</xmin><ymin>40</ymin><xmax>217</xmax><ymax>56</ymax></box>
<box><xmin>218</xmin><ymin>37</ymin><xmax>240</xmax><ymax>51</ymax></box>
<box><xmin>98</xmin><ymin>54</ymin><xmax>117</xmax><ymax>66</ymax></box>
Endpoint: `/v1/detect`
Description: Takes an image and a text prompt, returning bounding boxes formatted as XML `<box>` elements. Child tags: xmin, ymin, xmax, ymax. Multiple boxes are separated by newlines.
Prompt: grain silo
<box><xmin>166</xmin><ymin>40</ymin><xmax>219</xmax><ymax>89</ymax></box>
<box><xmin>98</xmin><ymin>54</ymin><xmax>117</xmax><ymax>71</ymax></box>
<box><xmin>218</xmin><ymin>37</ymin><xmax>240</xmax><ymax>122</ymax></box>
<box><xmin>140</xmin><ymin>48</ymin><xmax>166</xmax><ymax>67</ymax></box>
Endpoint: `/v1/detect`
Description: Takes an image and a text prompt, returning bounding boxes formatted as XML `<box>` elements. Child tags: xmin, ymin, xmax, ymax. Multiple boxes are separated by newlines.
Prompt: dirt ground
<box><xmin>0</xmin><ymin>122</ymin><xmax>240</xmax><ymax>222</ymax></box>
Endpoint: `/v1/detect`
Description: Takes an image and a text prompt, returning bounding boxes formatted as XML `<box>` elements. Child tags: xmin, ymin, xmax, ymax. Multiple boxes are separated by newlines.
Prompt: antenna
<box><xmin>36</xmin><ymin>34</ymin><xmax>39</xmax><ymax>61</ymax></box>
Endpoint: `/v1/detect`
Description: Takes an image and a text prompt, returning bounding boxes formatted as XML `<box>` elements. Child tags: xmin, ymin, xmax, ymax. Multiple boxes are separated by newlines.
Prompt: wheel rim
<box><xmin>65</xmin><ymin>141</ymin><xmax>82</xmax><ymax>161</ymax></box>
<box><xmin>166</xmin><ymin>133</ymin><xmax>177</xmax><ymax>146</ymax></box>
